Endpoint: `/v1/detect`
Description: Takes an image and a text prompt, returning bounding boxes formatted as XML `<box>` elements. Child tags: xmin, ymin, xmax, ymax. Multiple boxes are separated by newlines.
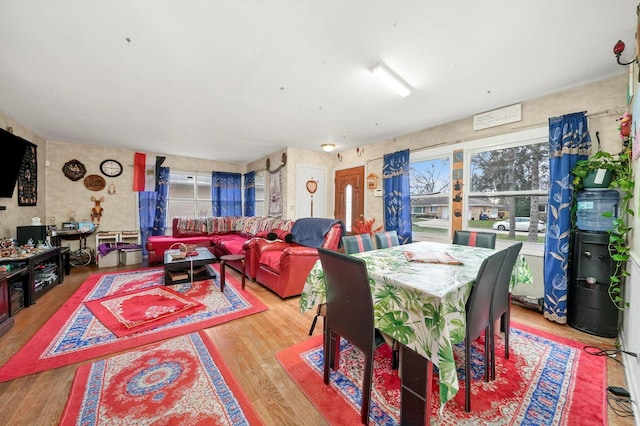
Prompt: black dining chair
<box><xmin>453</xmin><ymin>230</ymin><xmax>497</xmax><ymax>249</ymax></box>
<box><xmin>373</xmin><ymin>230</ymin><xmax>400</xmax><ymax>249</ymax></box>
<box><xmin>318</xmin><ymin>247</ymin><xmax>376</xmax><ymax>425</ymax></box>
<box><xmin>309</xmin><ymin>233</ymin><xmax>374</xmax><ymax>335</ymax></box>
<box><xmin>489</xmin><ymin>241</ymin><xmax>522</xmax><ymax>380</ymax></box>
<box><xmin>463</xmin><ymin>247</ymin><xmax>508</xmax><ymax>412</ymax></box>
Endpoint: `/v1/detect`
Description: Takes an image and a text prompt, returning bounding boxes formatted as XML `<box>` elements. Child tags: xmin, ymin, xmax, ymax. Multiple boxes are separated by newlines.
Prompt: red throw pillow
<box><xmin>255</xmin><ymin>230</ymin><xmax>271</xmax><ymax>239</ymax></box>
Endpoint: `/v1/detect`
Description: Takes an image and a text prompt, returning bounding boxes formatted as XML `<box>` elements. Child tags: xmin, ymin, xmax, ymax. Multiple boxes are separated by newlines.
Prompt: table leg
<box><xmin>400</xmin><ymin>345</ymin><xmax>432</xmax><ymax>426</ymax></box>
<box><xmin>219</xmin><ymin>260</ymin><xmax>226</xmax><ymax>292</ymax></box>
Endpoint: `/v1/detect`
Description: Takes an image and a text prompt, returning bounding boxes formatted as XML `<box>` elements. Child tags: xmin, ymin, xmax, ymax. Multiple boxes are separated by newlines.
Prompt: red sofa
<box><xmin>145</xmin><ymin>216</ymin><xmax>294</xmax><ymax>279</ymax></box>
<box><xmin>253</xmin><ymin>218</ymin><xmax>344</xmax><ymax>298</ymax></box>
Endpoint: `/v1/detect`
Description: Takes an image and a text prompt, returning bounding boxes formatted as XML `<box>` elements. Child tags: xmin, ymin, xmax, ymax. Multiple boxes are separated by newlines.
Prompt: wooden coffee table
<box><xmin>164</xmin><ymin>247</ymin><xmax>217</xmax><ymax>287</ymax></box>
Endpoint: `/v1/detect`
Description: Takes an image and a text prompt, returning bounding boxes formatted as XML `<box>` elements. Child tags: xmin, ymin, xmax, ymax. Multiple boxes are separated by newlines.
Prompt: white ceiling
<box><xmin>0</xmin><ymin>1</ymin><xmax>637</xmax><ymax>164</ymax></box>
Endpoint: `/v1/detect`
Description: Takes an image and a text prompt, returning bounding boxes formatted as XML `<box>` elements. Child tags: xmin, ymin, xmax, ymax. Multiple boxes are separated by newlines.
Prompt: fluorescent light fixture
<box><xmin>321</xmin><ymin>143</ymin><xmax>336</xmax><ymax>152</ymax></box>
<box><xmin>371</xmin><ymin>62</ymin><xmax>411</xmax><ymax>98</ymax></box>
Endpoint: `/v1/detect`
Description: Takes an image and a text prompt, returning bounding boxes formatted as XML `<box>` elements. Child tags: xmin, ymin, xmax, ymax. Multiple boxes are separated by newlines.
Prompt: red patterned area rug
<box><xmin>0</xmin><ymin>266</ymin><xmax>267</xmax><ymax>383</ymax></box>
<box><xmin>277</xmin><ymin>323</ymin><xmax>607</xmax><ymax>425</ymax></box>
<box><xmin>60</xmin><ymin>331</ymin><xmax>263</xmax><ymax>425</ymax></box>
<box><xmin>84</xmin><ymin>285</ymin><xmax>206</xmax><ymax>337</ymax></box>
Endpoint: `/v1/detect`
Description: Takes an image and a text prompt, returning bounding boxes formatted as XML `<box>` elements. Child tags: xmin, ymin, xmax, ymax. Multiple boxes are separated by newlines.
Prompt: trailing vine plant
<box><xmin>571</xmin><ymin>129</ymin><xmax>635</xmax><ymax>310</ymax></box>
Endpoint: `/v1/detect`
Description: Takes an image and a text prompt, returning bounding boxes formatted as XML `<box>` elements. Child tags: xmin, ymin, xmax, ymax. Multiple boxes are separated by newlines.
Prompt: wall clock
<box><xmin>100</xmin><ymin>159</ymin><xmax>123</xmax><ymax>178</ymax></box>
<box><xmin>62</xmin><ymin>159</ymin><xmax>87</xmax><ymax>181</ymax></box>
<box><xmin>84</xmin><ymin>174</ymin><xmax>106</xmax><ymax>191</ymax></box>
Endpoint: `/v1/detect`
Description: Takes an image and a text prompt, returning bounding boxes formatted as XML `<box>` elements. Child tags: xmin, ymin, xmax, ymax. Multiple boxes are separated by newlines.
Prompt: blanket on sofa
<box><xmin>291</xmin><ymin>218</ymin><xmax>345</xmax><ymax>248</ymax></box>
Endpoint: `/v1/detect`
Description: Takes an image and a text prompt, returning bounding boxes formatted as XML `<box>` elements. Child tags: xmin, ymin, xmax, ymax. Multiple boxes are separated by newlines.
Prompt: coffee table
<box><xmin>164</xmin><ymin>247</ymin><xmax>218</xmax><ymax>288</ymax></box>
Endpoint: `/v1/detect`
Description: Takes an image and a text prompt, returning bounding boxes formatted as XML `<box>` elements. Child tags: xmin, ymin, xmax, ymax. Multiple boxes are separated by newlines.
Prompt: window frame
<box><xmin>408</xmin><ymin>127</ymin><xmax>548</xmax><ymax>253</ymax></box>
<box><xmin>463</xmin><ymin>127</ymin><xmax>548</xmax><ymax>254</ymax></box>
<box><xmin>166</xmin><ymin>170</ymin><xmax>212</xmax><ymax>230</ymax></box>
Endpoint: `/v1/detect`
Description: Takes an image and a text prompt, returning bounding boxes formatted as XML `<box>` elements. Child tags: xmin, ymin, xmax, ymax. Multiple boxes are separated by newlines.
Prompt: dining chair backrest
<box><xmin>466</xmin><ymin>248</ymin><xmax>508</xmax><ymax>341</ymax></box>
<box><xmin>463</xmin><ymin>247</ymin><xmax>508</xmax><ymax>412</ymax></box>
<box><xmin>318</xmin><ymin>248</ymin><xmax>375</xmax><ymax>349</ymax></box>
<box><xmin>491</xmin><ymin>242</ymin><xmax>523</xmax><ymax>321</ymax></box>
<box><xmin>342</xmin><ymin>233</ymin><xmax>374</xmax><ymax>254</ymax></box>
<box><xmin>489</xmin><ymin>241</ymin><xmax>522</xmax><ymax>378</ymax></box>
<box><xmin>374</xmin><ymin>231</ymin><xmax>400</xmax><ymax>249</ymax></box>
<box><xmin>318</xmin><ymin>247</ymin><xmax>376</xmax><ymax>424</ymax></box>
<box><xmin>453</xmin><ymin>230</ymin><xmax>497</xmax><ymax>249</ymax></box>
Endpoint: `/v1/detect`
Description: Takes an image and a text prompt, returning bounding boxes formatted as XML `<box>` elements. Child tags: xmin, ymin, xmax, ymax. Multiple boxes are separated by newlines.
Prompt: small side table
<box><xmin>219</xmin><ymin>254</ymin><xmax>246</xmax><ymax>292</ymax></box>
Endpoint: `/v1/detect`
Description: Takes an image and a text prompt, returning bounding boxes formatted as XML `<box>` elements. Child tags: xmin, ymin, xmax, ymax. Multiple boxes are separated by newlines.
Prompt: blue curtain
<box><xmin>138</xmin><ymin>166</ymin><xmax>170</xmax><ymax>255</ymax></box>
<box><xmin>544</xmin><ymin>112</ymin><xmax>590</xmax><ymax>324</ymax></box>
<box><xmin>212</xmin><ymin>171</ymin><xmax>242</xmax><ymax>216</ymax></box>
<box><xmin>244</xmin><ymin>171</ymin><xmax>256</xmax><ymax>216</ymax></box>
<box><xmin>383</xmin><ymin>149</ymin><xmax>412</xmax><ymax>244</ymax></box>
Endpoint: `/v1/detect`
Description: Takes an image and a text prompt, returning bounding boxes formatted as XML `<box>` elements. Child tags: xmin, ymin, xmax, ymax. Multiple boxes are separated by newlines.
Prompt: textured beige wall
<box><xmin>327</xmin><ymin>75</ymin><xmax>629</xmax><ymax>225</ymax></box>
<box><xmin>45</xmin><ymin>141</ymin><xmax>246</xmax><ymax>251</ymax></box>
<box><xmin>0</xmin><ymin>113</ymin><xmax>47</xmax><ymax>238</ymax></box>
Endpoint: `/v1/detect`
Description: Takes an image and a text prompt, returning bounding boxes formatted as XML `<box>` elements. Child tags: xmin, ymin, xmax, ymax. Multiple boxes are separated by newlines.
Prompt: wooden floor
<box><xmin>0</xmin><ymin>263</ymin><xmax>635</xmax><ymax>425</ymax></box>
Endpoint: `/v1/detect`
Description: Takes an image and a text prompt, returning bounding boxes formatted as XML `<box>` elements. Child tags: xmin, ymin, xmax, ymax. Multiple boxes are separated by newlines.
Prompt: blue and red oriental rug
<box><xmin>0</xmin><ymin>267</ymin><xmax>267</xmax><ymax>382</ymax></box>
<box><xmin>277</xmin><ymin>322</ymin><xmax>607</xmax><ymax>425</ymax></box>
<box><xmin>60</xmin><ymin>331</ymin><xmax>263</xmax><ymax>425</ymax></box>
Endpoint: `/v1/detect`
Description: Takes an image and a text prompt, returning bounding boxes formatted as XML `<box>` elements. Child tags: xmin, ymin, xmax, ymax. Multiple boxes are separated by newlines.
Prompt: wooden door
<box><xmin>334</xmin><ymin>166</ymin><xmax>365</xmax><ymax>234</ymax></box>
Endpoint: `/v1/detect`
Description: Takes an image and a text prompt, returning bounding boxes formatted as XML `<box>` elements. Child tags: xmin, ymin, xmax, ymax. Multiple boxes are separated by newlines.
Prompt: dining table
<box><xmin>299</xmin><ymin>240</ymin><xmax>532</xmax><ymax>424</ymax></box>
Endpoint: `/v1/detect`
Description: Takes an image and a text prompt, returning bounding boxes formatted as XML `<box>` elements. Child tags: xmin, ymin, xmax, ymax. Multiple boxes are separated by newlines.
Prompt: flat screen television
<box><xmin>0</xmin><ymin>128</ymin><xmax>29</xmax><ymax>198</ymax></box>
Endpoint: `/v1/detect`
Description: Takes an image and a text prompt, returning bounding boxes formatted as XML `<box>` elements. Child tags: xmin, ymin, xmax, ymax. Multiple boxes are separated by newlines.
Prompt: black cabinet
<box><xmin>568</xmin><ymin>230</ymin><xmax>619</xmax><ymax>337</ymax></box>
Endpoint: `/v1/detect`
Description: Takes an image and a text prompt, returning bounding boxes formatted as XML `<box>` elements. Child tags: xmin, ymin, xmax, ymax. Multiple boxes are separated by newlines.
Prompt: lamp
<box><xmin>321</xmin><ymin>143</ymin><xmax>336</xmax><ymax>152</ymax></box>
<box><xmin>613</xmin><ymin>40</ymin><xmax>637</xmax><ymax>66</ymax></box>
<box><xmin>371</xmin><ymin>62</ymin><xmax>412</xmax><ymax>98</ymax></box>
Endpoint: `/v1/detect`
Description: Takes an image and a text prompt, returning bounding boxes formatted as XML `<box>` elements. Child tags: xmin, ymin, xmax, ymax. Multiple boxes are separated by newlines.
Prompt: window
<box><xmin>166</xmin><ymin>171</ymin><xmax>212</xmax><ymax>230</ymax></box>
<box><xmin>254</xmin><ymin>171</ymin><xmax>265</xmax><ymax>216</ymax></box>
<box><xmin>466</xmin><ymin>128</ymin><xmax>549</xmax><ymax>244</ymax></box>
<box><xmin>408</xmin><ymin>127</ymin><xmax>549</xmax><ymax>248</ymax></box>
<box><xmin>410</xmin><ymin>150</ymin><xmax>451</xmax><ymax>242</ymax></box>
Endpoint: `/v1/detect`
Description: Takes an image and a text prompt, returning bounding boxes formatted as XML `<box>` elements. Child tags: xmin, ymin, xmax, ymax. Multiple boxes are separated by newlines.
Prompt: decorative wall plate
<box><xmin>83</xmin><ymin>174</ymin><xmax>106</xmax><ymax>191</ymax></box>
<box><xmin>62</xmin><ymin>159</ymin><xmax>87</xmax><ymax>181</ymax></box>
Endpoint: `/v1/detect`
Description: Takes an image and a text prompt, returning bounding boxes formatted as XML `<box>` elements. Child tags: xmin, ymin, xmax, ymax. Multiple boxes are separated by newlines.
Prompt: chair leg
<box><xmin>392</xmin><ymin>340</ymin><xmax>400</xmax><ymax>370</ymax></box>
<box><xmin>504</xmin><ymin>310</ymin><xmax>510</xmax><ymax>359</ymax></box>
<box><xmin>465</xmin><ymin>338</ymin><xmax>471</xmax><ymax>412</ymax></box>
<box><xmin>323</xmin><ymin>329</ymin><xmax>331</xmax><ymax>385</ymax></box>
<box><xmin>484</xmin><ymin>326</ymin><xmax>491</xmax><ymax>383</ymax></box>
<box><xmin>490</xmin><ymin>321</ymin><xmax>496</xmax><ymax>381</ymax></box>
<box><xmin>308</xmin><ymin>314</ymin><xmax>319</xmax><ymax>335</ymax></box>
<box><xmin>360</xmin><ymin>350</ymin><xmax>374</xmax><ymax>425</ymax></box>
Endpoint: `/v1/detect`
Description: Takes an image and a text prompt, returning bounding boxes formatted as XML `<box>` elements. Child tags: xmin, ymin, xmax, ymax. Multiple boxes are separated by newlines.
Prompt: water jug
<box><xmin>576</xmin><ymin>189</ymin><xmax>619</xmax><ymax>232</ymax></box>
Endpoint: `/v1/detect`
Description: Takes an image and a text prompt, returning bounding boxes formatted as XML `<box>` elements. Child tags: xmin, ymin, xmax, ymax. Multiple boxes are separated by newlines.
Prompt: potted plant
<box><xmin>571</xmin><ymin>145</ymin><xmax>634</xmax><ymax>310</ymax></box>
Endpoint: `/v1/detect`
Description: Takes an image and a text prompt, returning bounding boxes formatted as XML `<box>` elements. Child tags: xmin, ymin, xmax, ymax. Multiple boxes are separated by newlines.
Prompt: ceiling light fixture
<box><xmin>371</xmin><ymin>62</ymin><xmax>412</xmax><ymax>98</ymax></box>
<box><xmin>321</xmin><ymin>143</ymin><xmax>336</xmax><ymax>152</ymax></box>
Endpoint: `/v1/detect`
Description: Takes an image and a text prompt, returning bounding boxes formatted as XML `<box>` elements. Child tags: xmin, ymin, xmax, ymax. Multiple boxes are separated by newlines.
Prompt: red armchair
<box><xmin>254</xmin><ymin>221</ymin><xmax>344</xmax><ymax>298</ymax></box>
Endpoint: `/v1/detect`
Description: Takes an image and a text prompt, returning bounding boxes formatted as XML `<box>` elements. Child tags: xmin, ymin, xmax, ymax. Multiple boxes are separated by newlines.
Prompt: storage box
<box><xmin>62</xmin><ymin>222</ymin><xmax>79</xmax><ymax>231</ymax></box>
<box><xmin>97</xmin><ymin>251</ymin><xmax>119</xmax><ymax>268</ymax></box>
<box><xmin>121</xmin><ymin>249</ymin><xmax>142</xmax><ymax>265</ymax></box>
<box><xmin>77</xmin><ymin>222</ymin><xmax>95</xmax><ymax>232</ymax></box>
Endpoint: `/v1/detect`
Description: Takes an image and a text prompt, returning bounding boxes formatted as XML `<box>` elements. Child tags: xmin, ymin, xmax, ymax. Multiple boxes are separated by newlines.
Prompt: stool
<box><xmin>219</xmin><ymin>254</ymin><xmax>246</xmax><ymax>292</ymax></box>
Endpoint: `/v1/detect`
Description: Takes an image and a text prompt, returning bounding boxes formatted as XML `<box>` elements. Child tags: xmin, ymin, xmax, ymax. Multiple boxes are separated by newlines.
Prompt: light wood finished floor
<box><xmin>0</xmin><ymin>263</ymin><xmax>635</xmax><ymax>425</ymax></box>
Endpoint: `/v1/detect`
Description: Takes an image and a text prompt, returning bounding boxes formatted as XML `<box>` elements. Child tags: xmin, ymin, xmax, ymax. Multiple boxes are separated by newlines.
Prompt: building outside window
<box><xmin>410</xmin><ymin>150</ymin><xmax>451</xmax><ymax>242</ymax></box>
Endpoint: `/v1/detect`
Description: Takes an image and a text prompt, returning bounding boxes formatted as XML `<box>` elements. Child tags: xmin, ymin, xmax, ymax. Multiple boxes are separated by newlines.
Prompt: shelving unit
<box><xmin>96</xmin><ymin>231</ymin><xmax>142</xmax><ymax>268</ymax></box>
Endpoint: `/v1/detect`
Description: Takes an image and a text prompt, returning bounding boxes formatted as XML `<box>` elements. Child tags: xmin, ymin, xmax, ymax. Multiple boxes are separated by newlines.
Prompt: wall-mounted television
<box><xmin>0</xmin><ymin>128</ymin><xmax>29</xmax><ymax>198</ymax></box>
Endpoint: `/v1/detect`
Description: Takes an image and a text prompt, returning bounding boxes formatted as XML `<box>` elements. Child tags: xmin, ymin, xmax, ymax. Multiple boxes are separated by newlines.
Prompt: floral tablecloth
<box><xmin>299</xmin><ymin>240</ymin><xmax>532</xmax><ymax>406</ymax></box>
